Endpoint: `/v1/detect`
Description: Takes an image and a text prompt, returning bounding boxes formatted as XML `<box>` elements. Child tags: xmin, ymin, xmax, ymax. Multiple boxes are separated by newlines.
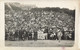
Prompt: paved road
<box><xmin>5</xmin><ymin>40</ymin><xmax>74</xmax><ymax>47</ymax></box>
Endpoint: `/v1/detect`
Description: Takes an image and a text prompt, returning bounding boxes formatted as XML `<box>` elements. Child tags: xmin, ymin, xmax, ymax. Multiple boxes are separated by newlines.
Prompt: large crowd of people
<box><xmin>5</xmin><ymin>3</ymin><xmax>75</xmax><ymax>41</ymax></box>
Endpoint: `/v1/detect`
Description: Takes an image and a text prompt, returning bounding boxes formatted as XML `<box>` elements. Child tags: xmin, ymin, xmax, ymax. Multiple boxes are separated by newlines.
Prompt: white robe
<box><xmin>37</xmin><ymin>30</ymin><xmax>45</xmax><ymax>40</ymax></box>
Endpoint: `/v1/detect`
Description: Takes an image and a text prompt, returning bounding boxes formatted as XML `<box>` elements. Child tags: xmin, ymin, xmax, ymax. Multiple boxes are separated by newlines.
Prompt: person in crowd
<box><xmin>22</xmin><ymin>30</ymin><xmax>27</xmax><ymax>40</ymax></box>
<box><xmin>32</xmin><ymin>31</ymin><xmax>34</xmax><ymax>40</ymax></box>
<box><xmin>61</xmin><ymin>30</ymin><xmax>65</xmax><ymax>40</ymax></box>
<box><xmin>28</xmin><ymin>31</ymin><xmax>32</xmax><ymax>40</ymax></box>
<box><xmin>57</xmin><ymin>29</ymin><xmax>63</xmax><ymax>42</ymax></box>
<box><xmin>49</xmin><ymin>28</ymin><xmax>53</xmax><ymax>40</ymax></box>
<box><xmin>64</xmin><ymin>31</ymin><xmax>69</xmax><ymax>40</ymax></box>
<box><xmin>25</xmin><ymin>30</ymin><xmax>29</xmax><ymax>40</ymax></box>
<box><xmin>5</xmin><ymin>32</ymin><xmax>9</xmax><ymax>40</ymax></box>
<box><xmin>14</xmin><ymin>30</ymin><xmax>19</xmax><ymax>41</ymax></box>
<box><xmin>9</xmin><ymin>31</ymin><xmax>15</xmax><ymax>41</ymax></box>
<box><xmin>34</xmin><ymin>31</ymin><xmax>37</xmax><ymax>41</ymax></box>
<box><xmin>44</xmin><ymin>27</ymin><xmax>49</xmax><ymax>40</ymax></box>
<box><xmin>53</xmin><ymin>32</ymin><xmax>56</xmax><ymax>40</ymax></box>
<box><xmin>19</xmin><ymin>29</ymin><xmax>23</xmax><ymax>40</ymax></box>
<box><xmin>72</xmin><ymin>31</ymin><xmax>74</xmax><ymax>40</ymax></box>
<box><xmin>44</xmin><ymin>32</ymin><xmax>47</xmax><ymax>40</ymax></box>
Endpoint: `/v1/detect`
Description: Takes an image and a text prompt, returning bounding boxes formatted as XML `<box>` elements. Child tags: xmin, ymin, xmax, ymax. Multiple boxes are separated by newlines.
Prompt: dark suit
<box><xmin>34</xmin><ymin>31</ymin><xmax>37</xmax><ymax>40</ymax></box>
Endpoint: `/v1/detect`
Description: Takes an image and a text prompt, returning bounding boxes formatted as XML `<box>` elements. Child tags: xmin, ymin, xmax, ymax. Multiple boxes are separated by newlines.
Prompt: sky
<box><xmin>20</xmin><ymin>0</ymin><xmax>77</xmax><ymax>10</ymax></box>
<box><xmin>3</xmin><ymin>0</ymin><xmax>77</xmax><ymax>10</ymax></box>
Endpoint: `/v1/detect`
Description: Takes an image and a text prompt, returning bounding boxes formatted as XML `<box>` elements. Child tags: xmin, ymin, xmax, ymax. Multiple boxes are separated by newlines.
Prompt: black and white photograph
<box><xmin>5</xmin><ymin>2</ymin><xmax>75</xmax><ymax>47</ymax></box>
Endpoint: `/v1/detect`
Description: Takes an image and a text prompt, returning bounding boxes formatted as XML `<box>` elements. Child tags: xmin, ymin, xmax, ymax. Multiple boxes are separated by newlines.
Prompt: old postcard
<box><xmin>0</xmin><ymin>0</ymin><xmax>79</xmax><ymax>50</ymax></box>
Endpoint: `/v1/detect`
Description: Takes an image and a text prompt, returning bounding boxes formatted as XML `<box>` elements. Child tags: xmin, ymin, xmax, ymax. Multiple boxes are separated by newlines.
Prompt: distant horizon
<box><xmin>6</xmin><ymin>3</ymin><xmax>75</xmax><ymax>10</ymax></box>
<box><xmin>5</xmin><ymin>0</ymin><xmax>76</xmax><ymax>10</ymax></box>
<box><xmin>20</xmin><ymin>1</ymin><xmax>76</xmax><ymax>10</ymax></box>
